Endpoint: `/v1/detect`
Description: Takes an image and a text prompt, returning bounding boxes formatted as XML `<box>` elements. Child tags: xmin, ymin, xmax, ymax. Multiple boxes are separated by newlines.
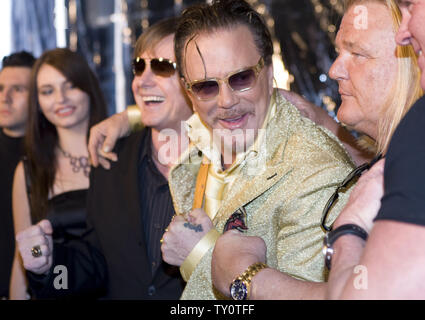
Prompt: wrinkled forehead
<box><xmin>183</xmin><ymin>25</ymin><xmax>257</xmax><ymax>56</ymax></box>
<box><xmin>336</xmin><ymin>3</ymin><xmax>396</xmax><ymax>51</ymax></box>
<box><xmin>342</xmin><ymin>1</ymin><xmax>395</xmax><ymax>31</ymax></box>
<box><xmin>183</xmin><ymin>26</ymin><xmax>260</xmax><ymax>79</ymax></box>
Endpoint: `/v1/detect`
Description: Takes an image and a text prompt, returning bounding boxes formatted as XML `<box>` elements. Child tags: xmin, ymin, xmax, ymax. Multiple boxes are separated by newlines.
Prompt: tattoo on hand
<box><xmin>183</xmin><ymin>222</ymin><xmax>203</xmax><ymax>233</ymax></box>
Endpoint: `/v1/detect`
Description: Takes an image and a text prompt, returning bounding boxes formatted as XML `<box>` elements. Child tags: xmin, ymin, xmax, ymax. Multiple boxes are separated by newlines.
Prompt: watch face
<box><xmin>230</xmin><ymin>279</ymin><xmax>248</xmax><ymax>300</ymax></box>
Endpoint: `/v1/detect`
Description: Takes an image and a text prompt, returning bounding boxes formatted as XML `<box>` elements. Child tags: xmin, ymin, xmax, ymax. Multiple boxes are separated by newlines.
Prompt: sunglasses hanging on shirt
<box><xmin>320</xmin><ymin>154</ymin><xmax>383</xmax><ymax>232</ymax></box>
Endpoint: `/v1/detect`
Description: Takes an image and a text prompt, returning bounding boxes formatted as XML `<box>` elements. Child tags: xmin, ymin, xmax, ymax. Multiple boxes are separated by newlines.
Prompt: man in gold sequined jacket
<box><xmin>160</xmin><ymin>0</ymin><xmax>355</xmax><ymax>300</ymax></box>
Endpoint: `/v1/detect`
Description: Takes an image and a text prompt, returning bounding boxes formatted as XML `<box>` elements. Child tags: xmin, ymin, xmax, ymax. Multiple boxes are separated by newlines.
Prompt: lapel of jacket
<box><xmin>212</xmin><ymin>150</ymin><xmax>292</xmax><ymax>230</ymax></box>
<box><xmin>213</xmin><ymin>97</ymin><xmax>295</xmax><ymax>229</ymax></box>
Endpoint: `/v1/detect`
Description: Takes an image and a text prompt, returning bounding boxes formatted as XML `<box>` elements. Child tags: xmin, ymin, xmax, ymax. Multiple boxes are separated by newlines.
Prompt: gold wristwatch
<box><xmin>229</xmin><ymin>262</ymin><xmax>268</xmax><ymax>300</ymax></box>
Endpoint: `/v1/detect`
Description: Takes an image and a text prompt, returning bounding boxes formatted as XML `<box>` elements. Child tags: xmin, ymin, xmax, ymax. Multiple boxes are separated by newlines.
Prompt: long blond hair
<box><xmin>345</xmin><ymin>0</ymin><xmax>423</xmax><ymax>154</ymax></box>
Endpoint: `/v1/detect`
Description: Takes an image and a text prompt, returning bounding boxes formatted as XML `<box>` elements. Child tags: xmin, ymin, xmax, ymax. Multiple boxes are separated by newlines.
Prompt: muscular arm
<box><xmin>212</xmin><ymin>156</ymin><xmax>355</xmax><ymax>299</ymax></box>
<box><xmin>211</xmin><ymin>231</ymin><xmax>327</xmax><ymax>300</ymax></box>
<box><xmin>251</xmin><ymin>268</ymin><xmax>326</xmax><ymax>299</ymax></box>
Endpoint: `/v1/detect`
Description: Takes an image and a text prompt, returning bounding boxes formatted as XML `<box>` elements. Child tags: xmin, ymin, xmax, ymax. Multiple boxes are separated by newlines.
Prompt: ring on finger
<box><xmin>31</xmin><ymin>245</ymin><xmax>42</xmax><ymax>258</ymax></box>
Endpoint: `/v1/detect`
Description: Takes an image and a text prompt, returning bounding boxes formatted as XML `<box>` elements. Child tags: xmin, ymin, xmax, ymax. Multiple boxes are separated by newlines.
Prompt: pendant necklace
<box><xmin>58</xmin><ymin>146</ymin><xmax>90</xmax><ymax>177</ymax></box>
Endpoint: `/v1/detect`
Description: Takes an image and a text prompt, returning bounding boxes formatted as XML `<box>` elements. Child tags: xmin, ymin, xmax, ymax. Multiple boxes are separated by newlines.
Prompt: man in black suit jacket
<box><xmin>17</xmin><ymin>17</ymin><xmax>193</xmax><ymax>299</ymax></box>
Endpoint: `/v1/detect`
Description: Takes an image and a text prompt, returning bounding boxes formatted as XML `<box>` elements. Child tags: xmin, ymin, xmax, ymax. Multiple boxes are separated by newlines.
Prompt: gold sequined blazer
<box><xmin>168</xmin><ymin>92</ymin><xmax>355</xmax><ymax>300</ymax></box>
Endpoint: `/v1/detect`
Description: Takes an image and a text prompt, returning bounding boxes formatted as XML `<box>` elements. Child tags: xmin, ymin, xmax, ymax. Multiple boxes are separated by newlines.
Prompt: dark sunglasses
<box><xmin>321</xmin><ymin>154</ymin><xmax>383</xmax><ymax>232</ymax></box>
<box><xmin>132</xmin><ymin>57</ymin><xmax>177</xmax><ymax>77</ymax></box>
<box><xmin>184</xmin><ymin>57</ymin><xmax>265</xmax><ymax>101</ymax></box>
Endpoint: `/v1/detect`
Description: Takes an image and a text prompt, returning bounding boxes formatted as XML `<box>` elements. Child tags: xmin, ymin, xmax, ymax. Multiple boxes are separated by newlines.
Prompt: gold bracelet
<box><xmin>127</xmin><ymin>105</ymin><xmax>143</xmax><ymax>132</ymax></box>
<box><xmin>230</xmin><ymin>262</ymin><xmax>268</xmax><ymax>300</ymax></box>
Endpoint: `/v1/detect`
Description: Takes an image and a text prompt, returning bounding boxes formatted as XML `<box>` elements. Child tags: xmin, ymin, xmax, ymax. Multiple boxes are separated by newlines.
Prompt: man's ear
<box><xmin>179</xmin><ymin>76</ymin><xmax>191</xmax><ymax>99</ymax></box>
<box><xmin>180</xmin><ymin>76</ymin><xmax>187</xmax><ymax>88</ymax></box>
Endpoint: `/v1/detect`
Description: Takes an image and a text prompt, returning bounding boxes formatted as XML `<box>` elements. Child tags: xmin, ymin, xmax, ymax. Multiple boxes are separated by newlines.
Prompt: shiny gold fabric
<box><xmin>168</xmin><ymin>90</ymin><xmax>355</xmax><ymax>300</ymax></box>
<box><xmin>178</xmin><ymin>95</ymin><xmax>277</xmax><ymax>280</ymax></box>
<box><xmin>187</xmin><ymin>93</ymin><xmax>277</xmax><ymax>221</ymax></box>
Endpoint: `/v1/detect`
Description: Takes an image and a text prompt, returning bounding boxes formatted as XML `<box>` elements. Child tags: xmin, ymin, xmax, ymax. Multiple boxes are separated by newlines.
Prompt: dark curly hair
<box><xmin>175</xmin><ymin>0</ymin><xmax>273</xmax><ymax>78</ymax></box>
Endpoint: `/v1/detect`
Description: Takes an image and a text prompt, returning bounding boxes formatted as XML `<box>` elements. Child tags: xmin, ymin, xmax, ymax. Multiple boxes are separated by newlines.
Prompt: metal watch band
<box><xmin>323</xmin><ymin>224</ymin><xmax>368</xmax><ymax>270</ymax></box>
<box><xmin>230</xmin><ymin>262</ymin><xmax>268</xmax><ymax>300</ymax></box>
<box><xmin>240</xmin><ymin>262</ymin><xmax>268</xmax><ymax>281</ymax></box>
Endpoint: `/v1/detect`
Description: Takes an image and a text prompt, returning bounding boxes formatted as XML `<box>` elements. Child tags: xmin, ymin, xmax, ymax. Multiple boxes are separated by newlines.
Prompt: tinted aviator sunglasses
<box><xmin>185</xmin><ymin>57</ymin><xmax>265</xmax><ymax>101</ymax></box>
<box><xmin>132</xmin><ymin>57</ymin><xmax>177</xmax><ymax>77</ymax></box>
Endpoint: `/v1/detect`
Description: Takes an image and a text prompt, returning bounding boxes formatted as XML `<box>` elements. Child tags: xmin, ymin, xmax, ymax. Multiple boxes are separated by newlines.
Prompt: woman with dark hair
<box><xmin>9</xmin><ymin>48</ymin><xmax>107</xmax><ymax>299</ymax></box>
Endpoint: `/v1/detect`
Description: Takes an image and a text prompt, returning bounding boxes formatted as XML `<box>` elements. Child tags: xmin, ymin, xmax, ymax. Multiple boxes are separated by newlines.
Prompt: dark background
<box><xmin>9</xmin><ymin>0</ymin><xmax>344</xmax><ymax>117</ymax></box>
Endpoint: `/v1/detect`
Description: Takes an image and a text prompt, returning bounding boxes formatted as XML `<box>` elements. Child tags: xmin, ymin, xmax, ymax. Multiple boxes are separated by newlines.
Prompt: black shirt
<box><xmin>375</xmin><ymin>96</ymin><xmax>425</xmax><ymax>226</ymax></box>
<box><xmin>138</xmin><ymin>129</ymin><xmax>177</xmax><ymax>276</ymax></box>
<box><xmin>0</xmin><ymin>130</ymin><xmax>24</xmax><ymax>298</ymax></box>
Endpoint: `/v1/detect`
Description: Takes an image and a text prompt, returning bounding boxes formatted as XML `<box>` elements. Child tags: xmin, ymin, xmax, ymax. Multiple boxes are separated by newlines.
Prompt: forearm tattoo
<box><xmin>183</xmin><ymin>222</ymin><xmax>203</xmax><ymax>233</ymax></box>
